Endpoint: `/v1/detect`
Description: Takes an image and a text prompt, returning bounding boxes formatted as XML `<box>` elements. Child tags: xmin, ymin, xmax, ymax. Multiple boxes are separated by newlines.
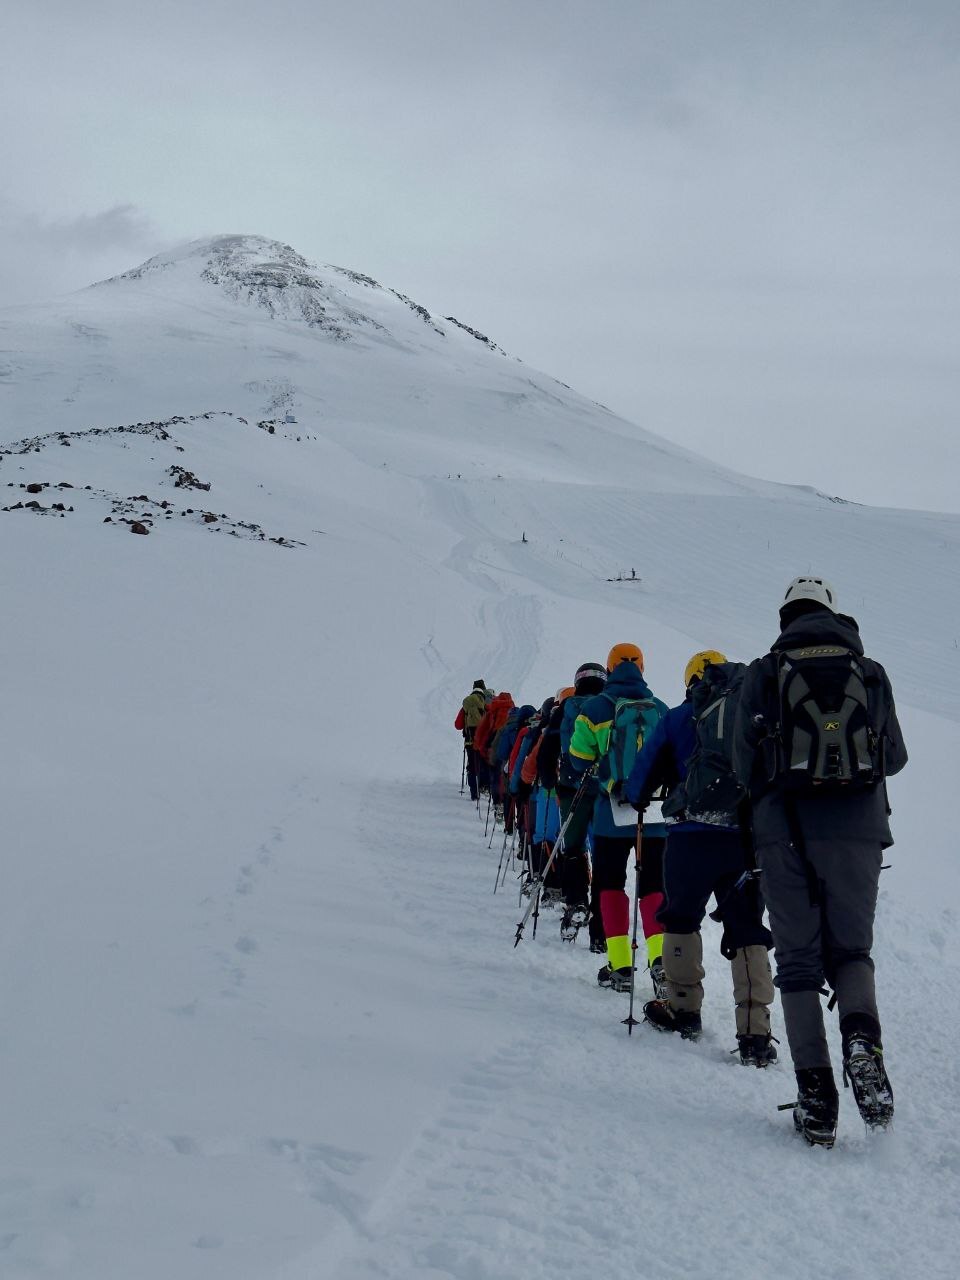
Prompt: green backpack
<box><xmin>606</xmin><ymin>696</ymin><xmax>659</xmax><ymax>785</ymax></box>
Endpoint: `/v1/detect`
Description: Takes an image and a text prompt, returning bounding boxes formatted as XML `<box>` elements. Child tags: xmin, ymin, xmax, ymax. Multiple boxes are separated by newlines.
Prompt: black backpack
<box><xmin>663</xmin><ymin>661</ymin><xmax>747</xmax><ymax>826</ymax></box>
<box><xmin>775</xmin><ymin>645</ymin><xmax>883</xmax><ymax>790</ymax></box>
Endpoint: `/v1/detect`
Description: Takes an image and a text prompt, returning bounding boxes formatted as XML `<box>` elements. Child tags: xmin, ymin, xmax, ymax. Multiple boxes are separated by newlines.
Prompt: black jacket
<box><xmin>536</xmin><ymin>698</ymin><xmax>566</xmax><ymax>791</ymax></box>
<box><xmin>733</xmin><ymin>609</ymin><xmax>907</xmax><ymax>849</ymax></box>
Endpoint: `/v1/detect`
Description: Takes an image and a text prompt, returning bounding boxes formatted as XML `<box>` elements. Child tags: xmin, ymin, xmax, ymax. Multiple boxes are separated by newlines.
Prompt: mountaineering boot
<box><xmin>791</xmin><ymin>1068</ymin><xmax>839</xmax><ymax>1148</ymax></box>
<box><xmin>597</xmin><ymin>964</ymin><xmax>633</xmax><ymax>993</ymax></box>
<box><xmin>842</xmin><ymin>1032</ymin><xmax>894</xmax><ymax>1130</ymax></box>
<box><xmin>560</xmin><ymin>903</ymin><xmax>589</xmax><ymax>942</ymax></box>
<box><xmin>649</xmin><ymin>957</ymin><xmax>667</xmax><ymax>1001</ymax></box>
<box><xmin>737</xmin><ymin>1033</ymin><xmax>778</xmax><ymax>1068</ymax></box>
<box><xmin>541</xmin><ymin>887</ymin><xmax>563</xmax><ymax>908</ymax></box>
<box><xmin>642</xmin><ymin>999</ymin><xmax>702</xmax><ymax>1040</ymax></box>
<box><xmin>589</xmin><ymin>936</ymin><xmax>607</xmax><ymax>955</ymax></box>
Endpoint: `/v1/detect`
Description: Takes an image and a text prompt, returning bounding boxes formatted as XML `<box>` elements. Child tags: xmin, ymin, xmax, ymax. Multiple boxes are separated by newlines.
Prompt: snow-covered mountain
<box><xmin>1</xmin><ymin>236</ymin><xmax>958</xmax><ymax>1279</ymax></box>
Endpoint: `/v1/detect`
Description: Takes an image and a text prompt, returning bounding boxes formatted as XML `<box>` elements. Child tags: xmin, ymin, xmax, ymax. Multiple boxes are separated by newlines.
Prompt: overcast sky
<box><xmin>2</xmin><ymin>0</ymin><xmax>958</xmax><ymax>512</ymax></box>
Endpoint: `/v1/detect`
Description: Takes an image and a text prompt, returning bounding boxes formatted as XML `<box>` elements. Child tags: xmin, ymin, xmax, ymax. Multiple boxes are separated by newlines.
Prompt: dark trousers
<box><xmin>659</xmin><ymin>827</ymin><xmax>770</xmax><ymax>954</ymax></box>
<box><xmin>474</xmin><ymin>751</ymin><xmax>489</xmax><ymax>795</ymax></box>
<box><xmin>557</xmin><ymin>785</ymin><xmax>592</xmax><ymax>904</ymax></box>
<box><xmin>465</xmin><ymin>738</ymin><xmax>479</xmax><ymax>800</ymax></box>
<box><xmin>758</xmin><ymin>837</ymin><xmax>883</xmax><ymax>1069</ymax></box>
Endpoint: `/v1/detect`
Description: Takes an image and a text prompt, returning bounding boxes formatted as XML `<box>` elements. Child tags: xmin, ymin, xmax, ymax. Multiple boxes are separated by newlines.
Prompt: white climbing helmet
<box><xmin>783</xmin><ymin>576</ymin><xmax>838</xmax><ymax>612</ymax></box>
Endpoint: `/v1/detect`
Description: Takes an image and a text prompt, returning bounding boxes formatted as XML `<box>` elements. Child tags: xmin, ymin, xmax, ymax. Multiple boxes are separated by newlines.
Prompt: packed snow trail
<box><xmin>290</xmin><ymin>774</ymin><xmax>960</xmax><ymax>1280</ymax></box>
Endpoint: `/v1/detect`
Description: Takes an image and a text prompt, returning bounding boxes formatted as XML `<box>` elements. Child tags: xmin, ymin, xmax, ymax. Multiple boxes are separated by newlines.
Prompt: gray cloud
<box><xmin>0</xmin><ymin>201</ymin><xmax>161</xmax><ymax>304</ymax></box>
<box><xmin>0</xmin><ymin>1</ymin><xmax>958</xmax><ymax>510</ymax></box>
<box><xmin>18</xmin><ymin>203</ymin><xmax>157</xmax><ymax>254</ymax></box>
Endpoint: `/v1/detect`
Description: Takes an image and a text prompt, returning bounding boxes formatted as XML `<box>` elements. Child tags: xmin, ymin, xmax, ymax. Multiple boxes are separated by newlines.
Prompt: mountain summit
<box><xmin>97</xmin><ymin>234</ymin><xmax>482</xmax><ymax>345</ymax></box>
<box><xmin>0</xmin><ymin>232</ymin><xmax>753</xmax><ymax>494</ymax></box>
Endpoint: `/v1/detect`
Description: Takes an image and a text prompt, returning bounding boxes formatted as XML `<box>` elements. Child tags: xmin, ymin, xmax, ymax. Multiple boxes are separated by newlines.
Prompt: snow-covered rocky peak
<box><xmin>96</xmin><ymin>233</ymin><xmax>453</xmax><ymax>340</ymax></box>
<box><xmin>104</xmin><ymin>233</ymin><xmax>310</xmax><ymax>283</ymax></box>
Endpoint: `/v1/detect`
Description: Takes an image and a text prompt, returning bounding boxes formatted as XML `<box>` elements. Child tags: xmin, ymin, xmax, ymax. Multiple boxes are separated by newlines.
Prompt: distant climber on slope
<box><xmin>474</xmin><ymin>690</ymin><xmax>515</xmax><ymax>822</ymax></box>
<box><xmin>455</xmin><ymin>679</ymin><xmax>488</xmax><ymax>801</ymax></box>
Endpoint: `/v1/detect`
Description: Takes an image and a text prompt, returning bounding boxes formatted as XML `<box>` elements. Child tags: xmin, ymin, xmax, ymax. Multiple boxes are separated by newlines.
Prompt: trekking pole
<box><xmin>531</xmin><ymin>840</ymin><xmax>556</xmax><ymax>941</ymax></box>
<box><xmin>517</xmin><ymin>828</ymin><xmax>529</xmax><ymax>905</ymax></box>
<box><xmin>460</xmin><ymin>744</ymin><xmax>467</xmax><ymax>795</ymax></box>
<box><xmin>484</xmin><ymin>793</ymin><xmax>493</xmax><ymax>837</ymax></box>
<box><xmin>494</xmin><ymin>824</ymin><xmax>511</xmax><ymax>892</ymax></box>
<box><xmin>514</xmin><ymin>766</ymin><xmax>595</xmax><ymax>946</ymax></box>
<box><xmin>487</xmin><ymin>806</ymin><xmax>501</xmax><ymax>848</ymax></box>
<box><xmin>517</xmin><ymin>802</ymin><xmax>534</xmax><ymax>903</ymax></box>
<box><xmin>623</xmin><ymin>817</ymin><xmax>644</xmax><ymax>1035</ymax></box>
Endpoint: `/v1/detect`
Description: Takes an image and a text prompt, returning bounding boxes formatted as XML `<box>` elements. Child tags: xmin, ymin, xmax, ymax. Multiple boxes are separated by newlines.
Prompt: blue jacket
<box><xmin>568</xmin><ymin>663</ymin><xmax>668</xmax><ymax>839</ymax></box>
<box><xmin>495</xmin><ymin>705</ymin><xmax>535</xmax><ymax>770</ymax></box>
<box><xmin>509</xmin><ymin>728</ymin><xmax>536</xmax><ymax>794</ymax></box>
<box><xmin>625</xmin><ymin>695</ymin><xmax>734</xmax><ymax>834</ymax></box>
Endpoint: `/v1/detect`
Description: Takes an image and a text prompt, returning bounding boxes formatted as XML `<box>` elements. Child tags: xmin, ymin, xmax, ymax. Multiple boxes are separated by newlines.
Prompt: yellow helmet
<box><xmin>607</xmin><ymin>642</ymin><xmax>644</xmax><ymax>673</ymax></box>
<box><xmin>684</xmin><ymin>649</ymin><xmax>727</xmax><ymax>688</ymax></box>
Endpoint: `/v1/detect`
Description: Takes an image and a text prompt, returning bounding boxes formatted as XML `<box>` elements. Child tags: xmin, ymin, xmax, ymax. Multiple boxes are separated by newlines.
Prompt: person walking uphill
<box><xmin>626</xmin><ymin>651</ymin><xmax>776</xmax><ymax>1063</ymax></box>
<box><xmin>455</xmin><ymin>679</ymin><xmax>488</xmax><ymax>801</ymax></box>
<box><xmin>734</xmin><ymin>577</ymin><xmax>907</xmax><ymax>1147</ymax></box>
<box><xmin>568</xmin><ymin>644</ymin><xmax>668</xmax><ymax>993</ymax></box>
<box><xmin>540</xmin><ymin>665</ymin><xmax>607</xmax><ymax>949</ymax></box>
<box><xmin>473</xmin><ymin>690</ymin><xmax>515</xmax><ymax>818</ymax></box>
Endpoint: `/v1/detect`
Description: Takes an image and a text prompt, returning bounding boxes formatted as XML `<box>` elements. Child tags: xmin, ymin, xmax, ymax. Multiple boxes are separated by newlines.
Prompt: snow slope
<box><xmin>1</xmin><ymin>236</ymin><xmax>958</xmax><ymax>1279</ymax></box>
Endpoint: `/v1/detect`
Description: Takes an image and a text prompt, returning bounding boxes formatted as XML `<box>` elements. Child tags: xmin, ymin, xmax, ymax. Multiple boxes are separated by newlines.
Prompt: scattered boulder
<box><xmin>168</xmin><ymin>465</ymin><xmax>211</xmax><ymax>491</ymax></box>
<box><xmin>129</xmin><ymin>521</ymin><xmax>149</xmax><ymax>535</ymax></box>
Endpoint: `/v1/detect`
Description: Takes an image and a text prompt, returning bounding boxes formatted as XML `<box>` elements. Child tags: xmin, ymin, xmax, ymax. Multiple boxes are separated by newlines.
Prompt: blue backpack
<box><xmin>606</xmin><ymin>695</ymin><xmax>660</xmax><ymax>786</ymax></box>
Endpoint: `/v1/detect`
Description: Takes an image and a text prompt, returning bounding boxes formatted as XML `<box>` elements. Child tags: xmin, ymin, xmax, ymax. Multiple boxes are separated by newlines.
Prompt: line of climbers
<box><xmin>454</xmin><ymin>576</ymin><xmax>907</xmax><ymax>1149</ymax></box>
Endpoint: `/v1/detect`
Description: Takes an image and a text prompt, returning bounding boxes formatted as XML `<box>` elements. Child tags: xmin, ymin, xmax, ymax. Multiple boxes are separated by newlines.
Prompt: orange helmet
<box><xmin>555</xmin><ymin>685</ymin><xmax>576</xmax><ymax>702</ymax></box>
<box><xmin>607</xmin><ymin>642</ymin><xmax>644</xmax><ymax>673</ymax></box>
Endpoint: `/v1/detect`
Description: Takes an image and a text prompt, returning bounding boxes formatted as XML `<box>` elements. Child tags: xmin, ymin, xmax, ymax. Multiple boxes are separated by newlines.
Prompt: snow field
<box><xmin>1</xmin><ymin>236</ymin><xmax>958</xmax><ymax>1277</ymax></box>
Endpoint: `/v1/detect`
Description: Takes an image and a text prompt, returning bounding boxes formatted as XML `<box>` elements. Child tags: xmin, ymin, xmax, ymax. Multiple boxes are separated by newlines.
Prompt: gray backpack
<box><xmin>775</xmin><ymin>645</ymin><xmax>883</xmax><ymax>790</ymax></box>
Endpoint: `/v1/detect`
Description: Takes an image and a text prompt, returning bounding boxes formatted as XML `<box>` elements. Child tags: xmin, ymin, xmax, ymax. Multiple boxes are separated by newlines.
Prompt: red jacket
<box><xmin>454</xmin><ymin>707</ymin><xmax>465</xmax><ymax>731</ymax></box>
<box><xmin>520</xmin><ymin>735</ymin><xmax>543</xmax><ymax>787</ymax></box>
<box><xmin>507</xmin><ymin>724</ymin><xmax>532</xmax><ymax>777</ymax></box>
<box><xmin>473</xmin><ymin>692</ymin><xmax>514</xmax><ymax>760</ymax></box>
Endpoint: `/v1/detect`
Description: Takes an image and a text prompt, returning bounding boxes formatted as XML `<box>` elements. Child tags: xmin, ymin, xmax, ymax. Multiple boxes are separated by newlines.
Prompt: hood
<box><xmin>489</xmin><ymin>691</ymin><xmax>514</xmax><ymax>710</ymax></box>
<box><xmin>515</xmin><ymin>703</ymin><xmax>537</xmax><ymax>724</ymax></box>
<box><xmin>772</xmin><ymin>610</ymin><xmax>863</xmax><ymax>656</ymax></box>
<box><xmin>604</xmin><ymin>662</ymin><xmax>652</xmax><ymax>700</ymax></box>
